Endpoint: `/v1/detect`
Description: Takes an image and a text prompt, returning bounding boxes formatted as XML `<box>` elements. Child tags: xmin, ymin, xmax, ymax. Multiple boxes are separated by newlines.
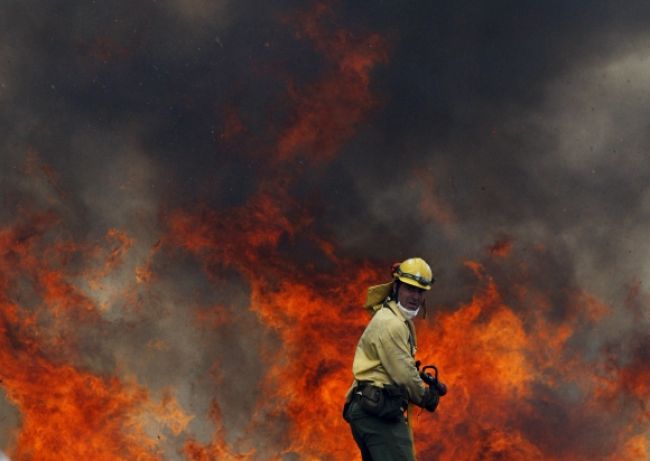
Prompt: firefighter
<box><xmin>343</xmin><ymin>257</ymin><xmax>441</xmax><ymax>461</ymax></box>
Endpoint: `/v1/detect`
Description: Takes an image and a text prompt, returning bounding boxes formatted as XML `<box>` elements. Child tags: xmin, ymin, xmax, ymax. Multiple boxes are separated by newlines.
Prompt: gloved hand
<box><xmin>420</xmin><ymin>387</ymin><xmax>440</xmax><ymax>412</ymax></box>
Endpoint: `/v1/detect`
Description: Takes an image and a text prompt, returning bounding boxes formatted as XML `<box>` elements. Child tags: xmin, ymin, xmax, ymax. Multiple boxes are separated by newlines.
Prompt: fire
<box><xmin>489</xmin><ymin>237</ymin><xmax>514</xmax><ymax>258</ymax></box>
<box><xmin>275</xmin><ymin>2</ymin><xmax>388</xmax><ymax>161</ymax></box>
<box><xmin>413</xmin><ymin>265</ymin><xmax>538</xmax><ymax>460</ymax></box>
<box><xmin>0</xmin><ymin>216</ymin><xmax>155</xmax><ymax>460</ymax></box>
<box><xmin>2</xmin><ymin>202</ymin><xmax>649</xmax><ymax>459</ymax></box>
<box><xmin>2</xmin><ymin>2</ymin><xmax>649</xmax><ymax>461</ymax></box>
<box><xmin>165</xmin><ymin>198</ymin><xmax>382</xmax><ymax>458</ymax></box>
<box><xmin>162</xmin><ymin>209</ymin><xmax>650</xmax><ymax>460</ymax></box>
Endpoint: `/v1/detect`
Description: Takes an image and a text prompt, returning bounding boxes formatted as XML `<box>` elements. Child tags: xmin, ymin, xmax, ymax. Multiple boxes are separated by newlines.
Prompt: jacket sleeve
<box><xmin>376</xmin><ymin>319</ymin><xmax>426</xmax><ymax>404</ymax></box>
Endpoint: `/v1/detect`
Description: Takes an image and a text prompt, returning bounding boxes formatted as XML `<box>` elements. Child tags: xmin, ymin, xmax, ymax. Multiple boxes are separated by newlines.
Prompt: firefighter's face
<box><xmin>397</xmin><ymin>283</ymin><xmax>426</xmax><ymax>311</ymax></box>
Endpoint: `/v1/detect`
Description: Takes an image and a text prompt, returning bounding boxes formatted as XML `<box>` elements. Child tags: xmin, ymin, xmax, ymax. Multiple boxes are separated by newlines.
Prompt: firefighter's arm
<box><xmin>376</xmin><ymin>319</ymin><xmax>426</xmax><ymax>404</ymax></box>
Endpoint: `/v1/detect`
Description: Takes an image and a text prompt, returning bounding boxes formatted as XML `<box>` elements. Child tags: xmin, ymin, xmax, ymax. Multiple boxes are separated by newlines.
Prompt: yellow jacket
<box><xmin>348</xmin><ymin>299</ymin><xmax>426</xmax><ymax>405</ymax></box>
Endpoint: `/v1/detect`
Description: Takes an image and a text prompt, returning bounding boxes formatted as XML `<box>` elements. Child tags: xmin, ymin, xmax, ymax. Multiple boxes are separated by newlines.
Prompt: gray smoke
<box><xmin>1</xmin><ymin>0</ymin><xmax>650</xmax><ymax>459</ymax></box>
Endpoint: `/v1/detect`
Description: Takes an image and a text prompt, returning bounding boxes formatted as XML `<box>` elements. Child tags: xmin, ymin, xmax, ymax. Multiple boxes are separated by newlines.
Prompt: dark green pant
<box><xmin>346</xmin><ymin>399</ymin><xmax>415</xmax><ymax>461</ymax></box>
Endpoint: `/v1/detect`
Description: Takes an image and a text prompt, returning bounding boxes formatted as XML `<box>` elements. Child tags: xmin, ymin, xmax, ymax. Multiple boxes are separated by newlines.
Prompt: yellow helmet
<box><xmin>393</xmin><ymin>257</ymin><xmax>434</xmax><ymax>290</ymax></box>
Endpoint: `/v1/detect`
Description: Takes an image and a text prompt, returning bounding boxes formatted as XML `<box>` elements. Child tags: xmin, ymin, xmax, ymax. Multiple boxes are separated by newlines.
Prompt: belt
<box><xmin>351</xmin><ymin>382</ymin><xmax>373</xmax><ymax>401</ymax></box>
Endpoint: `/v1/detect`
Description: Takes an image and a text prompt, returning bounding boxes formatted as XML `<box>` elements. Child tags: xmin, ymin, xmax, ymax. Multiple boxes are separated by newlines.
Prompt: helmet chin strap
<box><xmin>397</xmin><ymin>301</ymin><xmax>420</xmax><ymax>320</ymax></box>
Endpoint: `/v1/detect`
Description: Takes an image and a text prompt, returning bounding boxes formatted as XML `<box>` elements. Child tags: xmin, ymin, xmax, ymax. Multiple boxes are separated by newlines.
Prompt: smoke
<box><xmin>1</xmin><ymin>0</ymin><xmax>650</xmax><ymax>459</ymax></box>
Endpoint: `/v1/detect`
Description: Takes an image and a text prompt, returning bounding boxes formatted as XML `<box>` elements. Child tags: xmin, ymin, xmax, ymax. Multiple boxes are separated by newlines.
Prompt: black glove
<box><xmin>420</xmin><ymin>387</ymin><xmax>440</xmax><ymax>412</ymax></box>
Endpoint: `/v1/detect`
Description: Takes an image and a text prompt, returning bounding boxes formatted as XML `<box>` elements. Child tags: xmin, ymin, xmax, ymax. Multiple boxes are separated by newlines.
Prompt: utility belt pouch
<box><xmin>359</xmin><ymin>384</ymin><xmax>407</xmax><ymax>422</ymax></box>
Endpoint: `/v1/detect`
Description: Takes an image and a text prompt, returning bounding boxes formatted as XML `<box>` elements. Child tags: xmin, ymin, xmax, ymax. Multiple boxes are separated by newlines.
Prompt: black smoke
<box><xmin>1</xmin><ymin>0</ymin><xmax>650</xmax><ymax>459</ymax></box>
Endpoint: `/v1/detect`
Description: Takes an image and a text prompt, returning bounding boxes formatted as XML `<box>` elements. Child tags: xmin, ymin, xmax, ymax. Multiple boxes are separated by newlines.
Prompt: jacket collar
<box><xmin>385</xmin><ymin>299</ymin><xmax>408</xmax><ymax>322</ymax></box>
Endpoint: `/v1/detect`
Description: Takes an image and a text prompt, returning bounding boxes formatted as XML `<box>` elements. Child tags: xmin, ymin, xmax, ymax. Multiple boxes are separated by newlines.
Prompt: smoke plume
<box><xmin>1</xmin><ymin>1</ymin><xmax>649</xmax><ymax>460</ymax></box>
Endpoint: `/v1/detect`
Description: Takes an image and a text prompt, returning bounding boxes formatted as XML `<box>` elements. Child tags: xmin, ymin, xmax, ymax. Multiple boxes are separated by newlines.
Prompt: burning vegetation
<box><xmin>1</xmin><ymin>1</ymin><xmax>649</xmax><ymax>460</ymax></box>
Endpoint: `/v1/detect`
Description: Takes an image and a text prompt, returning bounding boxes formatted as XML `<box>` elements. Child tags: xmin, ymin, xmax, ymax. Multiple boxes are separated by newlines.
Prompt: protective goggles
<box><xmin>395</xmin><ymin>268</ymin><xmax>434</xmax><ymax>287</ymax></box>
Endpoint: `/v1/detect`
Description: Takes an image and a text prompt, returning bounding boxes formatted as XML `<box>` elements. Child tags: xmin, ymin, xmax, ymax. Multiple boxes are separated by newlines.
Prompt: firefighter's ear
<box><xmin>391</xmin><ymin>280</ymin><xmax>401</xmax><ymax>300</ymax></box>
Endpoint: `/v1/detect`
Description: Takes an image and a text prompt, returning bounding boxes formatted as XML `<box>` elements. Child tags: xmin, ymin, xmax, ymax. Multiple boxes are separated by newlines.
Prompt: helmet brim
<box><xmin>397</xmin><ymin>276</ymin><xmax>432</xmax><ymax>291</ymax></box>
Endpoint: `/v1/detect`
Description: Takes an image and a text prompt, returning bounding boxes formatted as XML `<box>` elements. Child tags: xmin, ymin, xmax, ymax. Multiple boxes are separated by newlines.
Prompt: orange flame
<box><xmin>2</xmin><ymin>3</ymin><xmax>649</xmax><ymax>461</ymax></box>
<box><xmin>0</xmin><ymin>216</ymin><xmax>157</xmax><ymax>460</ymax></box>
<box><xmin>276</xmin><ymin>3</ymin><xmax>388</xmax><ymax>161</ymax></box>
